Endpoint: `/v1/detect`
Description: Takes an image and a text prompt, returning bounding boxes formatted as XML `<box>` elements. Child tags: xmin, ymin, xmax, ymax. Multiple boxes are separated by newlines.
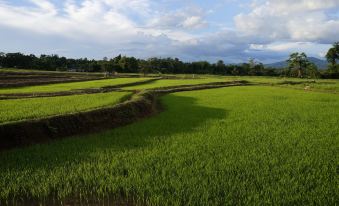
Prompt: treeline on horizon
<box><xmin>1</xmin><ymin>43</ymin><xmax>338</xmax><ymax>79</ymax></box>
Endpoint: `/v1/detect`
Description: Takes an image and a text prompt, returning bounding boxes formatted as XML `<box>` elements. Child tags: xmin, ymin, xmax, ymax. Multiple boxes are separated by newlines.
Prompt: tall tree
<box><xmin>306</xmin><ymin>63</ymin><xmax>319</xmax><ymax>79</ymax></box>
<box><xmin>287</xmin><ymin>52</ymin><xmax>310</xmax><ymax>78</ymax></box>
<box><xmin>325</xmin><ymin>42</ymin><xmax>339</xmax><ymax>73</ymax></box>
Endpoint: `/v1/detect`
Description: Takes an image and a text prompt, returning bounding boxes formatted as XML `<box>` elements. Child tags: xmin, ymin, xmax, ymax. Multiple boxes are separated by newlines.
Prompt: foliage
<box><xmin>0</xmin><ymin>52</ymin><xmax>279</xmax><ymax>77</ymax></box>
<box><xmin>325</xmin><ymin>42</ymin><xmax>339</xmax><ymax>74</ymax></box>
<box><xmin>287</xmin><ymin>52</ymin><xmax>312</xmax><ymax>78</ymax></box>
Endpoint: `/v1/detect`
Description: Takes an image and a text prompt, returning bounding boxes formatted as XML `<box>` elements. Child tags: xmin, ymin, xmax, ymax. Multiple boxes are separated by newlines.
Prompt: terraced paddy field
<box><xmin>0</xmin><ymin>85</ymin><xmax>338</xmax><ymax>205</ymax></box>
<box><xmin>278</xmin><ymin>79</ymin><xmax>339</xmax><ymax>93</ymax></box>
<box><xmin>0</xmin><ymin>91</ymin><xmax>131</xmax><ymax>124</ymax></box>
<box><xmin>0</xmin><ymin>77</ymin><xmax>151</xmax><ymax>94</ymax></box>
<box><xmin>0</xmin><ymin>68</ymin><xmax>104</xmax><ymax>88</ymax></box>
<box><xmin>221</xmin><ymin>76</ymin><xmax>339</xmax><ymax>93</ymax></box>
<box><xmin>124</xmin><ymin>78</ymin><xmax>236</xmax><ymax>90</ymax></box>
<box><xmin>125</xmin><ymin>76</ymin><xmax>339</xmax><ymax>93</ymax></box>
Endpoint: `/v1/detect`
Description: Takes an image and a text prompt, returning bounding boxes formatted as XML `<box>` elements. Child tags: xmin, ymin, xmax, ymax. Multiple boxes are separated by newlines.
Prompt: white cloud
<box><xmin>251</xmin><ymin>42</ymin><xmax>317</xmax><ymax>52</ymax></box>
<box><xmin>181</xmin><ymin>16</ymin><xmax>208</xmax><ymax>29</ymax></box>
<box><xmin>147</xmin><ymin>6</ymin><xmax>208</xmax><ymax>30</ymax></box>
<box><xmin>30</xmin><ymin>0</ymin><xmax>57</xmax><ymax>13</ymax></box>
<box><xmin>267</xmin><ymin>0</ymin><xmax>338</xmax><ymax>12</ymax></box>
<box><xmin>235</xmin><ymin>0</ymin><xmax>339</xmax><ymax>43</ymax></box>
<box><xmin>0</xmin><ymin>0</ymin><xmax>337</xmax><ymax>63</ymax></box>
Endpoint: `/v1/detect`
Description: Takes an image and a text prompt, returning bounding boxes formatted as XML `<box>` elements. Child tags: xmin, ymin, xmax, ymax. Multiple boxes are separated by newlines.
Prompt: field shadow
<box><xmin>1</xmin><ymin>93</ymin><xmax>227</xmax><ymax>160</ymax></box>
<box><xmin>100</xmin><ymin>94</ymin><xmax>228</xmax><ymax>147</ymax></box>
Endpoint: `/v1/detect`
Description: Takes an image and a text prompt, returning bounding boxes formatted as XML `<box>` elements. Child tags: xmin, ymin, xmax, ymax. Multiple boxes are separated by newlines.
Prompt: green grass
<box><xmin>124</xmin><ymin>78</ymin><xmax>231</xmax><ymax>90</ymax></box>
<box><xmin>210</xmin><ymin>75</ymin><xmax>339</xmax><ymax>93</ymax></box>
<box><xmin>124</xmin><ymin>76</ymin><xmax>339</xmax><ymax>92</ymax></box>
<box><xmin>0</xmin><ymin>86</ymin><xmax>338</xmax><ymax>205</ymax></box>
<box><xmin>225</xmin><ymin>76</ymin><xmax>339</xmax><ymax>93</ymax></box>
<box><xmin>0</xmin><ymin>78</ymin><xmax>151</xmax><ymax>94</ymax></box>
<box><xmin>278</xmin><ymin>79</ymin><xmax>339</xmax><ymax>93</ymax></box>
<box><xmin>0</xmin><ymin>91</ymin><xmax>131</xmax><ymax>124</ymax></box>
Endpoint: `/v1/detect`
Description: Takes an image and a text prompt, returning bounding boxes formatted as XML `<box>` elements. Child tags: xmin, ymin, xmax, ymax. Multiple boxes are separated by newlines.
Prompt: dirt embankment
<box><xmin>0</xmin><ymin>81</ymin><xmax>249</xmax><ymax>151</ymax></box>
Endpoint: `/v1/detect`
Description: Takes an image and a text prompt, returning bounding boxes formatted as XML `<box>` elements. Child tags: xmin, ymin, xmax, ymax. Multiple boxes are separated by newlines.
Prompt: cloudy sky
<box><xmin>0</xmin><ymin>0</ymin><xmax>338</xmax><ymax>63</ymax></box>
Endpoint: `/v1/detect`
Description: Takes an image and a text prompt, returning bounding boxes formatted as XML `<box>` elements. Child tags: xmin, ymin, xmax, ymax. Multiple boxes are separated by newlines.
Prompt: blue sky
<box><xmin>0</xmin><ymin>0</ymin><xmax>338</xmax><ymax>63</ymax></box>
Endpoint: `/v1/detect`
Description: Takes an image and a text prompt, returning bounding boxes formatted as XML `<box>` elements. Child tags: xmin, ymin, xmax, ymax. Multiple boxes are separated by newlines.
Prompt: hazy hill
<box><xmin>265</xmin><ymin>57</ymin><xmax>328</xmax><ymax>69</ymax></box>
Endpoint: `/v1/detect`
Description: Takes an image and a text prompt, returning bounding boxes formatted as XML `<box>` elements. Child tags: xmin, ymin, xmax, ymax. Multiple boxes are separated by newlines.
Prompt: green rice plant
<box><xmin>0</xmin><ymin>78</ymin><xmax>151</xmax><ymax>94</ymax></box>
<box><xmin>278</xmin><ymin>79</ymin><xmax>339</xmax><ymax>93</ymax></box>
<box><xmin>124</xmin><ymin>78</ymin><xmax>232</xmax><ymax>90</ymax></box>
<box><xmin>0</xmin><ymin>91</ymin><xmax>131</xmax><ymax>124</ymax></box>
<box><xmin>0</xmin><ymin>86</ymin><xmax>338</xmax><ymax>205</ymax></box>
<box><xmin>124</xmin><ymin>76</ymin><xmax>339</xmax><ymax>92</ymax></box>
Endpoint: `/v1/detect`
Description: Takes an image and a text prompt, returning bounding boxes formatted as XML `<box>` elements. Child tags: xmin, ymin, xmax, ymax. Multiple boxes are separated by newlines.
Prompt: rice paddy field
<box><xmin>278</xmin><ymin>80</ymin><xmax>339</xmax><ymax>93</ymax></box>
<box><xmin>1</xmin><ymin>85</ymin><xmax>339</xmax><ymax>205</ymax></box>
<box><xmin>0</xmin><ymin>77</ymin><xmax>151</xmax><ymax>94</ymax></box>
<box><xmin>0</xmin><ymin>92</ymin><xmax>131</xmax><ymax>124</ymax></box>
<box><xmin>0</xmin><ymin>73</ymin><xmax>338</xmax><ymax>205</ymax></box>
<box><xmin>124</xmin><ymin>78</ymin><xmax>230</xmax><ymax>90</ymax></box>
<box><xmin>0</xmin><ymin>68</ymin><xmax>105</xmax><ymax>88</ymax></box>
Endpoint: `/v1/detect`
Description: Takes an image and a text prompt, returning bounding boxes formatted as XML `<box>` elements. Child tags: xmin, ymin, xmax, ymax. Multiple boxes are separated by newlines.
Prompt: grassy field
<box><xmin>278</xmin><ymin>80</ymin><xmax>339</xmax><ymax>93</ymax></box>
<box><xmin>124</xmin><ymin>76</ymin><xmax>339</xmax><ymax>93</ymax></box>
<box><xmin>0</xmin><ymin>68</ymin><xmax>103</xmax><ymax>75</ymax></box>
<box><xmin>0</xmin><ymin>91</ymin><xmax>131</xmax><ymax>124</ymax></box>
<box><xmin>219</xmin><ymin>75</ymin><xmax>339</xmax><ymax>93</ymax></box>
<box><xmin>0</xmin><ymin>78</ymin><xmax>151</xmax><ymax>94</ymax></box>
<box><xmin>124</xmin><ymin>78</ymin><xmax>232</xmax><ymax>90</ymax></box>
<box><xmin>0</xmin><ymin>86</ymin><xmax>337</xmax><ymax>205</ymax></box>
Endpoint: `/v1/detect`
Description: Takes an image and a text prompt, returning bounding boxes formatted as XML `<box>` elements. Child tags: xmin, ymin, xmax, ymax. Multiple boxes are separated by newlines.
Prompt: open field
<box><xmin>277</xmin><ymin>80</ymin><xmax>339</xmax><ymax>93</ymax></box>
<box><xmin>213</xmin><ymin>76</ymin><xmax>339</xmax><ymax>93</ymax></box>
<box><xmin>1</xmin><ymin>0</ymin><xmax>338</xmax><ymax>204</ymax></box>
<box><xmin>0</xmin><ymin>85</ymin><xmax>338</xmax><ymax>205</ymax></box>
<box><xmin>0</xmin><ymin>68</ymin><xmax>107</xmax><ymax>77</ymax></box>
<box><xmin>124</xmin><ymin>78</ymin><xmax>231</xmax><ymax>90</ymax></box>
<box><xmin>124</xmin><ymin>76</ymin><xmax>339</xmax><ymax>93</ymax></box>
<box><xmin>0</xmin><ymin>77</ymin><xmax>151</xmax><ymax>94</ymax></box>
<box><xmin>0</xmin><ymin>68</ymin><xmax>105</xmax><ymax>88</ymax></box>
<box><xmin>0</xmin><ymin>91</ymin><xmax>131</xmax><ymax>124</ymax></box>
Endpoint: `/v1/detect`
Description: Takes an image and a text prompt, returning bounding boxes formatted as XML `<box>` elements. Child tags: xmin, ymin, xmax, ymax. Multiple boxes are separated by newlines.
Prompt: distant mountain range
<box><xmin>265</xmin><ymin>57</ymin><xmax>328</xmax><ymax>69</ymax></box>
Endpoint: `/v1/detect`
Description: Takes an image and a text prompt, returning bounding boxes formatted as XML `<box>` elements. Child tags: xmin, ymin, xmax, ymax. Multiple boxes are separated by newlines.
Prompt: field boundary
<box><xmin>0</xmin><ymin>81</ymin><xmax>249</xmax><ymax>151</ymax></box>
<box><xmin>0</xmin><ymin>71</ymin><xmax>105</xmax><ymax>88</ymax></box>
<box><xmin>0</xmin><ymin>78</ymin><xmax>160</xmax><ymax>100</ymax></box>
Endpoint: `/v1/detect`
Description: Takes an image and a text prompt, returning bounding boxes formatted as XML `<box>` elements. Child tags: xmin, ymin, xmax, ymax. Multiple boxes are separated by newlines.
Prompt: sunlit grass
<box><xmin>278</xmin><ymin>79</ymin><xmax>339</xmax><ymax>93</ymax></box>
<box><xmin>0</xmin><ymin>91</ymin><xmax>131</xmax><ymax>124</ymax></box>
<box><xmin>124</xmin><ymin>78</ymin><xmax>231</xmax><ymax>90</ymax></box>
<box><xmin>0</xmin><ymin>78</ymin><xmax>151</xmax><ymax>94</ymax></box>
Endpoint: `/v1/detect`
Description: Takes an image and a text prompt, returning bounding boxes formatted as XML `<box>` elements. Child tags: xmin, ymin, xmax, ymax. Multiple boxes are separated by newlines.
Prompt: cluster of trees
<box><xmin>286</xmin><ymin>52</ymin><xmax>319</xmax><ymax>78</ymax></box>
<box><xmin>138</xmin><ymin>58</ymin><xmax>276</xmax><ymax>76</ymax></box>
<box><xmin>0</xmin><ymin>42</ymin><xmax>338</xmax><ymax>78</ymax></box>
<box><xmin>0</xmin><ymin>52</ymin><xmax>277</xmax><ymax>76</ymax></box>
<box><xmin>284</xmin><ymin>42</ymin><xmax>339</xmax><ymax>79</ymax></box>
<box><xmin>325</xmin><ymin>42</ymin><xmax>339</xmax><ymax>78</ymax></box>
<box><xmin>0</xmin><ymin>52</ymin><xmax>138</xmax><ymax>73</ymax></box>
